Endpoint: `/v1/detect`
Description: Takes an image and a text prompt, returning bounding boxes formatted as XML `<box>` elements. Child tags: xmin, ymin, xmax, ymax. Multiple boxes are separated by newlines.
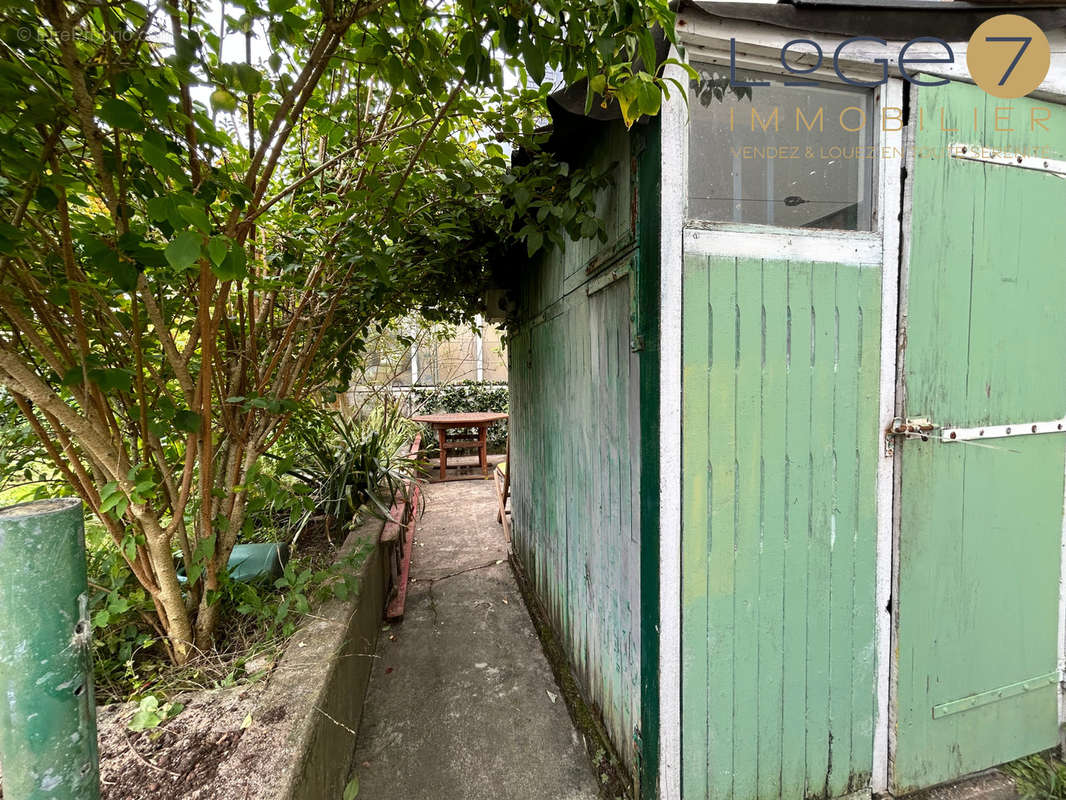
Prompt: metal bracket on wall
<box><xmin>586</xmin><ymin>262</ymin><xmax>630</xmax><ymax>297</ymax></box>
<box><xmin>941</xmin><ymin>418</ymin><xmax>1066</xmax><ymax>443</ymax></box>
<box><xmin>950</xmin><ymin>143</ymin><xmax>1066</xmax><ymax>178</ymax></box>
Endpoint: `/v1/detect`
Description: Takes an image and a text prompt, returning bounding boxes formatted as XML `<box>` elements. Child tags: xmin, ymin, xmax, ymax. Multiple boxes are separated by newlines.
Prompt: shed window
<box><xmin>688</xmin><ymin>65</ymin><xmax>875</xmax><ymax>231</ymax></box>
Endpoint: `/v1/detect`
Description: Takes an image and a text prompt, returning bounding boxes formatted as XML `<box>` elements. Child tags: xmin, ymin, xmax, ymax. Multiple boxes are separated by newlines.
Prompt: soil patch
<box><xmin>96</xmin><ymin>686</ymin><xmax>267</xmax><ymax>799</ymax></box>
<box><xmin>289</xmin><ymin>514</ymin><xmax>341</xmax><ymax>567</ymax></box>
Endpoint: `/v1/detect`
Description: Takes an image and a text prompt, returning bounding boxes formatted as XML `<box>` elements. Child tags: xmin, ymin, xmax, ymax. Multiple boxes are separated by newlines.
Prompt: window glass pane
<box><xmin>688</xmin><ymin>65</ymin><xmax>875</xmax><ymax>231</ymax></box>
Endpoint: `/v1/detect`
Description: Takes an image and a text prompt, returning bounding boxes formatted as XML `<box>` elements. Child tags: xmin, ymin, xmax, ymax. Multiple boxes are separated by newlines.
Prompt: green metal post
<box><xmin>0</xmin><ymin>498</ymin><xmax>99</xmax><ymax>799</ymax></box>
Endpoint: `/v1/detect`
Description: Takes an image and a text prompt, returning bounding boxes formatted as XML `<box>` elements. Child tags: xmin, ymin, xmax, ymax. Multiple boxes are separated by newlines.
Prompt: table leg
<box><xmin>479</xmin><ymin>425</ymin><xmax>488</xmax><ymax>476</ymax></box>
<box><xmin>437</xmin><ymin>428</ymin><xmax>447</xmax><ymax>481</ymax></box>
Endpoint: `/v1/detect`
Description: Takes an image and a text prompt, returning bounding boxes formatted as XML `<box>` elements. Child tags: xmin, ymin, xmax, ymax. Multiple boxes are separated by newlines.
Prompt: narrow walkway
<box><xmin>351</xmin><ymin>480</ymin><xmax>599</xmax><ymax>800</ymax></box>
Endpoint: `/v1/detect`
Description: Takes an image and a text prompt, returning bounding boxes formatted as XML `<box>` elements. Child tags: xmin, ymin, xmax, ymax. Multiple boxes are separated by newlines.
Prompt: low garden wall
<box><xmin>263</xmin><ymin>513</ymin><xmax>392</xmax><ymax>799</ymax></box>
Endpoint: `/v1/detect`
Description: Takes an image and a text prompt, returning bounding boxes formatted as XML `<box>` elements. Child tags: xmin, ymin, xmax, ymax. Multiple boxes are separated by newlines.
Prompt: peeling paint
<box><xmin>0</xmin><ymin>497</ymin><xmax>99</xmax><ymax>797</ymax></box>
<box><xmin>510</xmin><ymin>121</ymin><xmax>643</xmax><ymax>778</ymax></box>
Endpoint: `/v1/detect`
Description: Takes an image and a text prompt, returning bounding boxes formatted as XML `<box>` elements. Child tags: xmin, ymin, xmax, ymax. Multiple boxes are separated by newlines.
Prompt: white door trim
<box><xmin>658</xmin><ymin>51</ymin><xmax>687</xmax><ymax>800</ymax></box>
<box><xmin>872</xmin><ymin>76</ymin><xmax>906</xmax><ymax>796</ymax></box>
<box><xmin>887</xmin><ymin>79</ymin><xmax>920</xmax><ymax>793</ymax></box>
<box><xmin>683</xmin><ymin>226</ymin><xmax>882</xmax><ymax>265</ymax></box>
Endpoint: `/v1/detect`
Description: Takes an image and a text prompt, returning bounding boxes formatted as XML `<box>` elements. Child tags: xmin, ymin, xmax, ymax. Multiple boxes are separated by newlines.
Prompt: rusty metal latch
<box><xmin>885</xmin><ymin>417</ymin><xmax>938</xmax><ymax>455</ymax></box>
<box><xmin>889</xmin><ymin>417</ymin><xmax>937</xmax><ymax>438</ymax></box>
<box><xmin>886</xmin><ymin>416</ymin><xmax>1066</xmax><ymax>452</ymax></box>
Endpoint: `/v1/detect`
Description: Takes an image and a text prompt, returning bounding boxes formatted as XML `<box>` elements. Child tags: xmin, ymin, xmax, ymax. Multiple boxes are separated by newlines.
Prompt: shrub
<box><xmin>277</xmin><ymin>400</ymin><xmax>420</xmax><ymax>532</ymax></box>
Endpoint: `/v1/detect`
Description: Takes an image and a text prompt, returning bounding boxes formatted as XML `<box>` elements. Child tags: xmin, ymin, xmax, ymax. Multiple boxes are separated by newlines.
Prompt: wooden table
<box><xmin>411</xmin><ymin>412</ymin><xmax>508</xmax><ymax>480</ymax></box>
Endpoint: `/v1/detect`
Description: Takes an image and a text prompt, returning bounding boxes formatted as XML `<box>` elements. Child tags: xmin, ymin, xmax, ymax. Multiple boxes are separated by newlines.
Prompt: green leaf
<box><xmin>235</xmin><ymin>64</ymin><xmax>262</xmax><ymax>94</ymax></box>
<box><xmin>178</xmin><ymin>205</ymin><xmax>211</xmax><ymax>234</ymax></box>
<box><xmin>526</xmin><ymin>230</ymin><xmax>543</xmax><ymax>257</ymax></box>
<box><xmin>512</xmin><ymin>185</ymin><xmax>530</xmax><ymax>212</ymax></box>
<box><xmin>146</xmin><ymin>195</ymin><xmax>175</xmax><ymax>222</ymax></box>
<box><xmin>100</xmin><ymin>488</ymin><xmax>125</xmax><ymax>514</ymax></box>
<box><xmin>88</xmin><ymin>367</ymin><xmax>134</xmax><ymax>393</ymax></box>
<box><xmin>343</xmin><ymin>776</ymin><xmax>360</xmax><ymax>800</ymax></box>
<box><xmin>192</xmin><ymin>533</ymin><xmax>216</xmax><ymax>564</ymax></box>
<box><xmin>210</xmin><ymin>88</ymin><xmax>239</xmax><ymax>112</ymax></box>
<box><xmin>615</xmin><ymin>81</ymin><xmax>641</xmax><ymax>129</ymax></box>
<box><xmin>208</xmin><ymin>235</ymin><xmax>229</xmax><ymax>266</ymax></box>
<box><xmin>165</xmin><ymin>231</ymin><xmax>202</xmax><ymax>269</ymax></box>
<box><xmin>141</xmin><ymin>140</ymin><xmax>187</xmax><ymax>184</ymax></box>
<box><xmin>121</xmin><ymin>533</ymin><xmax>137</xmax><ymax>562</ymax></box>
<box><xmin>173</xmin><ymin>409</ymin><xmax>202</xmax><ymax>433</ymax></box>
<box><xmin>0</xmin><ymin>220</ymin><xmax>23</xmax><ymax>255</ymax></box>
<box><xmin>213</xmin><ymin>245</ymin><xmax>247</xmax><ymax>281</ymax></box>
<box><xmin>128</xmin><ymin>707</ymin><xmax>160</xmax><ymax>732</ymax></box>
<box><xmin>637</xmin><ymin>80</ymin><xmax>661</xmax><ymax>117</ymax></box>
<box><xmin>524</xmin><ymin>44</ymin><xmax>545</xmax><ymax>85</ymax></box>
<box><xmin>34</xmin><ymin>185</ymin><xmax>58</xmax><ymax>210</ymax></box>
<box><xmin>99</xmin><ymin>98</ymin><xmax>144</xmax><ymax>132</ymax></box>
<box><xmin>108</xmin><ymin>596</ymin><xmax>130</xmax><ymax>614</ymax></box>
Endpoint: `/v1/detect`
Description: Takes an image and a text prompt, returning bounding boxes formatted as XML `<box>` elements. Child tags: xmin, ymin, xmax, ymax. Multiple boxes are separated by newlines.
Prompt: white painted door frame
<box><xmin>658</xmin><ymin>51</ymin><xmax>686</xmax><ymax>800</ymax></box>
<box><xmin>658</xmin><ymin>36</ymin><xmax>905</xmax><ymax>799</ymax></box>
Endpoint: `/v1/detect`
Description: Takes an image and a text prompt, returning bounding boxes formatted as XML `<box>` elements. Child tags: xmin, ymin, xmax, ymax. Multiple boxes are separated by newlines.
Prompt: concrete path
<box><xmin>351</xmin><ymin>480</ymin><xmax>599</xmax><ymax>800</ymax></box>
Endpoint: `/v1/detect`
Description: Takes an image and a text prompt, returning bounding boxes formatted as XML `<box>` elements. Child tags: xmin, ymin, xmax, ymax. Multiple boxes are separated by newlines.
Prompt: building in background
<box><xmin>338</xmin><ymin>315</ymin><xmax>508</xmax><ymax>418</ymax></box>
<box><xmin>397</xmin><ymin>315</ymin><xmax>507</xmax><ymax>387</ymax></box>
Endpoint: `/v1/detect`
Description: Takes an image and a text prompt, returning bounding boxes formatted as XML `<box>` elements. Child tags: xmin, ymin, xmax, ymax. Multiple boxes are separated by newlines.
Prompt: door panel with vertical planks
<box><xmin>681</xmin><ymin>252</ymin><xmax>882</xmax><ymax>799</ymax></box>
<box><xmin>892</xmin><ymin>80</ymin><xmax>1066</xmax><ymax>793</ymax></box>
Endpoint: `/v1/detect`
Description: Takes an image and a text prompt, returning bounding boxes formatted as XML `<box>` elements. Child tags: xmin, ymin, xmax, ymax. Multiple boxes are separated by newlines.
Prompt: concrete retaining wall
<box><xmin>256</xmin><ymin>515</ymin><xmax>392</xmax><ymax>799</ymax></box>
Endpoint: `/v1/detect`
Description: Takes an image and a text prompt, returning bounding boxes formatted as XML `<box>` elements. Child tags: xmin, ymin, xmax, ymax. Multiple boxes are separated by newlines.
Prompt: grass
<box><xmin>1004</xmin><ymin>754</ymin><xmax>1066</xmax><ymax>800</ymax></box>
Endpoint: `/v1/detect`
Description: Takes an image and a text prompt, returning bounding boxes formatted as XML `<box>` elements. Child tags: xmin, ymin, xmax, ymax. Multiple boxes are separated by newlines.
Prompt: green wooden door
<box><xmin>892</xmin><ymin>80</ymin><xmax>1066</xmax><ymax>793</ymax></box>
<box><xmin>681</xmin><ymin>248</ymin><xmax>883</xmax><ymax>800</ymax></box>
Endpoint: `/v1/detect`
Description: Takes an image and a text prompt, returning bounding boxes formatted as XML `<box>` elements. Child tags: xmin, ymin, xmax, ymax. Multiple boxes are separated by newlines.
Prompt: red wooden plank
<box><xmin>386</xmin><ymin>515</ymin><xmax>415</xmax><ymax>621</ymax></box>
<box><xmin>384</xmin><ymin>433</ymin><xmax>423</xmax><ymax>621</ymax></box>
<box><xmin>380</xmin><ymin>434</ymin><xmax>422</xmax><ymax>545</ymax></box>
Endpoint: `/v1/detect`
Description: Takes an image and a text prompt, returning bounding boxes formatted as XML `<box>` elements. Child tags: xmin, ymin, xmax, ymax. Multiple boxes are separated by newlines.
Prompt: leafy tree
<box><xmin>0</xmin><ymin>0</ymin><xmax>677</xmax><ymax>662</ymax></box>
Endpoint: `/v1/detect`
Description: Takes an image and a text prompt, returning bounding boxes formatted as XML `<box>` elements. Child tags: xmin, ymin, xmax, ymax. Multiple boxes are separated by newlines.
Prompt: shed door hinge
<box><xmin>885</xmin><ymin>415</ymin><xmax>1066</xmax><ymax>454</ymax></box>
<box><xmin>950</xmin><ymin>143</ymin><xmax>1066</xmax><ymax>178</ymax></box>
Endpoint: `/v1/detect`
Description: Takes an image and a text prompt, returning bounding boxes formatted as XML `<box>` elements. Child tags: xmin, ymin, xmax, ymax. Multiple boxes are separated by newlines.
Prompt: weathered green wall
<box><xmin>509</xmin><ymin>121</ymin><xmax>646</xmax><ymax>774</ymax></box>
<box><xmin>681</xmin><ymin>254</ymin><xmax>882</xmax><ymax>800</ymax></box>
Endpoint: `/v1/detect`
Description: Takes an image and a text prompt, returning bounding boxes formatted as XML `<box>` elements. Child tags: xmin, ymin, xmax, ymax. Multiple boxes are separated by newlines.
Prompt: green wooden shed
<box><xmin>504</xmin><ymin>2</ymin><xmax>1066</xmax><ymax>799</ymax></box>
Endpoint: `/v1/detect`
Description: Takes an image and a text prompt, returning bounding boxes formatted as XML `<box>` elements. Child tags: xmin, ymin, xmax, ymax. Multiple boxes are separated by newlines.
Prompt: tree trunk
<box><xmin>144</xmin><ymin>528</ymin><xmax>195</xmax><ymax>665</ymax></box>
